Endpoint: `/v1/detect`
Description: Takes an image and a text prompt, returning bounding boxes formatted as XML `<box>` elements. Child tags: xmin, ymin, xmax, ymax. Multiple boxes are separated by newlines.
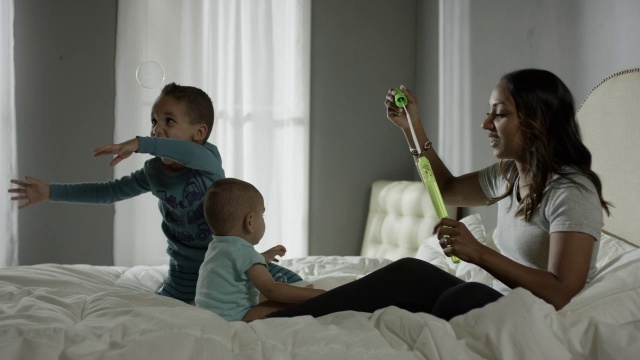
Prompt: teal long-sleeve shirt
<box><xmin>50</xmin><ymin>136</ymin><xmax>226</xmax><ymax>271</ymax></box>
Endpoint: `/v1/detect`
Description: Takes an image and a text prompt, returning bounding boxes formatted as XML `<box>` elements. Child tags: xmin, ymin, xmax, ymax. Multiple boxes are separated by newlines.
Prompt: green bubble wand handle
<box><xmin>395</xmin><ymin>88</ymin><xmax>460</xmax><ymax>264</ymax></box>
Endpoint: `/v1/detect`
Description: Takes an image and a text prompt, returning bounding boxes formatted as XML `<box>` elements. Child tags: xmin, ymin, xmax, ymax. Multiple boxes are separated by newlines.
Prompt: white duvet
<box><xmin>2</xmin><ymin>247</ymin><xmax>640</xmax><ymax>359</ymax></box>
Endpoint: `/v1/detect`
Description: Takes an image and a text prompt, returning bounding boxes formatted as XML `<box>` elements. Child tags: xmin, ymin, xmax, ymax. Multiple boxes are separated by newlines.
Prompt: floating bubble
<box><xmin>274</xmin><ymin>274</ymin><xmax>288</xmax><ymax>284</ymax></box>
<box><xmin>139</xmin><ymin>270</ymin><xmax>163</xmax><ymax>290</ymax></box>
<box><xmin>136</xmin><ymin>61</ymin><xmax>165</xmax><ymax>89</ymax></box>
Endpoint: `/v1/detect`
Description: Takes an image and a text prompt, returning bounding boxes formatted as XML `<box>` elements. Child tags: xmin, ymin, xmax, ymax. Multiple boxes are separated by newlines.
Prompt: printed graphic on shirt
<box><xmin>157</xmin><ymin>175</ymin><xmax>213</xmax><ymax>244</ymax></box>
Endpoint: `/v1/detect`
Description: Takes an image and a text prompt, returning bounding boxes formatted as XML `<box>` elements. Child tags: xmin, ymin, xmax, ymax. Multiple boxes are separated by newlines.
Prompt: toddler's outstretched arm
<box><xmin>8</xmin><ymin>176</ymin><xmax>51</xmax><ymax>209</ymax></box>
<box><xmin>92</xmin><ymin>138</ymin><xmax>140</xmax><ymax>167</ymax></box>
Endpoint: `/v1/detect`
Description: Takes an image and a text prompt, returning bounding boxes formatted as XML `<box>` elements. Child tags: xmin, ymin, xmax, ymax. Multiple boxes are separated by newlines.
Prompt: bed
<box><xmin>2</xmin><ymin>67</ymin><xmax>640</xmax><ymax>359</ymax></box>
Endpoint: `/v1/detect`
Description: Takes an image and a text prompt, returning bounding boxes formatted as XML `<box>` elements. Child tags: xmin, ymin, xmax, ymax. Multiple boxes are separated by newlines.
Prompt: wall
<box><xmin>13</xmin><ymin>0</ymin><xmax>640</xmax><ymax>263</ymax></box>
<box><xmin>14</xmin><ymin>0</ymin><xmax>117</xmax><ymax>265</ymax></box>
<box><xmin>415</xmin><ymin>0</ymin><xmax>441</xmax><ymax>141</ymax></box>
<box><xmin>308</xmin><ymin>0</ymin><xmax>417</xmax><ymax>255</ymax></box>
<box><xmin>13</xmin><ymin>0</ymin><xmax>418</xmax><ymax>263</ymax></box>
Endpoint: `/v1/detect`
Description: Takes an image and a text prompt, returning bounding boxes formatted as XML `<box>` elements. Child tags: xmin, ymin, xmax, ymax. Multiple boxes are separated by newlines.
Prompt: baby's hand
<box><xmin>261</xmin><ymin>245</ymin><xmax>287</xmax><ymax>263</ymax></box>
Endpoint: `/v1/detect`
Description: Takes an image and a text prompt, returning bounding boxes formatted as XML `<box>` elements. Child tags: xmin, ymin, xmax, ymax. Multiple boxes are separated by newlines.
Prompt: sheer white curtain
<box><xmin>0</xmin><ymin>0</ymin><xmax>17</xmax><ymax>267</ymax></box>
<box><xmin>439</xmin><ymin>0</ymin><xmax>472</xmax><ymax>175</ymax></box>
<box><xmin>114</xmin><ymin>0</ymin><xmax>311</xmax><ymax>266</ymax></box>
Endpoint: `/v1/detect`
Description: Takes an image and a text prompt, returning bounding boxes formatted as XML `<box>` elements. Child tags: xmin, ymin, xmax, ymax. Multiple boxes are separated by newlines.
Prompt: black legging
<box><xmin>267</xmin><ymin>257</ymin><xmax>503</xmax><ymax>321</ymax></box>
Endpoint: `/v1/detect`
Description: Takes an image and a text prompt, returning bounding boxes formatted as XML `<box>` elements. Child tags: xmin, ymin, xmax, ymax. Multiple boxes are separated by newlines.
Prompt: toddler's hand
<box><xmin>93</xmin><ymin>138</ymin><xmax>140</xmax><ymax>167</ymax></box>
<box><xmin>261</xmin><ymin>245</ymin><xmax>287</xmax><ymax>263</ymax></box>
<box><xmin>8</xmin><ymin>176</ymin><xmax>51</xmax><ymax>209</ymax></box>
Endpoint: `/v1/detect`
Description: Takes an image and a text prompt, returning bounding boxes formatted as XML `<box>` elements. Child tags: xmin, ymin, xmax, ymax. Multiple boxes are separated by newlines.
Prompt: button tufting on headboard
<box><xmin>360</xmin><ymin>180</ymin><xmax>457</xmax><ymax>260</ymax></box>
<box><xmin>577</xmin><ymin>66</ymin><xmax>640</xmax><ymax>247</ymax></box>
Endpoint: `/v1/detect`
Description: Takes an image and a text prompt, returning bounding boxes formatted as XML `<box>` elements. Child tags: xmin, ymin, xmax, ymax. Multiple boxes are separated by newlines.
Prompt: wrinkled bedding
<box><xmin>1</xmin><ymin>248</ymin><xmax>640</xmax><ymax>359</ymax></box>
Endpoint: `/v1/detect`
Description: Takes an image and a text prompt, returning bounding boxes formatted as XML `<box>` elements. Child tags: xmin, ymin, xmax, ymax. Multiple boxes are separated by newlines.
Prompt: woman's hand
<box><xmin>433</xmin><ymin>218</ymin><xmax>486</xmax><ymax>263</ymax></box>
<box><xmin>8</xmin><ymin>176</ymin><xmax>51</xmax><ymax>209</ymax></box>
<box><xmin>384</xmin><ymin>85</ymin><xmax>420</xmax><ymax>130</ymax></box>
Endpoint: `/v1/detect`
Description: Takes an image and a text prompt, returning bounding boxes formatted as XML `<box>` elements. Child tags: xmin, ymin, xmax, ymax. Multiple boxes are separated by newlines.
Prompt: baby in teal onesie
<box><xmin>196</xmin><ymin>178</ymin><xmax>325</xmax><ymax>321</ymax></box>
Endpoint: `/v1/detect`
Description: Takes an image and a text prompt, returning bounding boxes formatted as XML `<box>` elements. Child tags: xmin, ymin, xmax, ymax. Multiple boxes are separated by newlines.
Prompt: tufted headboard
<box><xmin>578</xmin><ymin>66</ymin><xmax>640</xmax><ymax>247</ymax></box>
<box><xmin>360</xmin><ymin>180</ymin><xmax>457</xmax><ymax>260</ymax></box>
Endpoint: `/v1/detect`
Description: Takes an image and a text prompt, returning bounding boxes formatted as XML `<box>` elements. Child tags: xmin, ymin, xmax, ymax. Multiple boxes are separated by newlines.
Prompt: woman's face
<box><xmin>482</xmin><ymin>80</ymin><xmax>526</xmax><ymax>162</ymax></box>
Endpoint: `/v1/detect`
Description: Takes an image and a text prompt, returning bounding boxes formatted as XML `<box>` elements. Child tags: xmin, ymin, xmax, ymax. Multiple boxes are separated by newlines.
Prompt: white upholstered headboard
<box><xmin>360</xmin><ymin>180</ymin><xmax>457</xmax><ymax>260</ymax></box>
<box><xmin>578</xmin><ymin>66</ymin><xmax>640</xmax><ymax>247</ymax></box>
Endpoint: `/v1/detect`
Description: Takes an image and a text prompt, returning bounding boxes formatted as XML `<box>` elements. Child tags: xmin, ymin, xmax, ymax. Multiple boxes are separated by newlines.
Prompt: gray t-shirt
<box><xmin>479</xmin><ymin>161</ymin><xmax>603</xmax><ymax>293</ymax></box>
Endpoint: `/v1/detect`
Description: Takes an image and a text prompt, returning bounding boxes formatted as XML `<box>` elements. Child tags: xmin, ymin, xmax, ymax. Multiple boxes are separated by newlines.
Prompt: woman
<box><xmin>268</xmin><ymin>69</ymin><xmax>609</xmax><ymax>320</ymax></box>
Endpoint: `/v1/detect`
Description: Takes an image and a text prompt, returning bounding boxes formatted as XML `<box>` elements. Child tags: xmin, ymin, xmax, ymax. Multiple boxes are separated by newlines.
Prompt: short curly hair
<box><xmin>204</xmin><ymin>178</ymin><xmax>262</xmax><ymax>235</ymax></box>
<box><xmin>158</xmin><ymin>82</ymin><xmax>214</xmax><ymax>141</ymax></box>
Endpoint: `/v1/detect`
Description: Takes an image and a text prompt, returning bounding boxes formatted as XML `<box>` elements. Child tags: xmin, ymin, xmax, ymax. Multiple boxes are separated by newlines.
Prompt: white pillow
<box><xmin>415</xmin><ymin>214</ymin><xmax>639</xmax><ymax>288</ymax></box>
<box><xmin>596</xmin><ymin>232</ymin><xmax>638</xmax><ymax>268</ymax></box>
<box><xmin>414</xmin><ymin>214</ymin><xmax>494</xmax><ymax>286</ymax></box>
<box><xmin>459</xmin><ymin>213</ymin><xmax>488</xmax><ymax>245</ymax></box>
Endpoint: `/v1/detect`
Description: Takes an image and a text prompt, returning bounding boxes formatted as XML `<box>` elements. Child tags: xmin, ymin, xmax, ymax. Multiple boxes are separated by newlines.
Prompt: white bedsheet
<box><xmin>1</xmin><ymin>251</ymin><xmax>640</xmax><ymax>359</ymax></box>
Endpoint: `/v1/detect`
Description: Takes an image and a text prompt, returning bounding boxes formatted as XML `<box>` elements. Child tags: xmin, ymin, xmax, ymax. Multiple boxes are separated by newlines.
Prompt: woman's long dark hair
<box><xmin>488</xmin><ymin>69</ymin><xmax>610</xmax><ymax>220</ymax></box>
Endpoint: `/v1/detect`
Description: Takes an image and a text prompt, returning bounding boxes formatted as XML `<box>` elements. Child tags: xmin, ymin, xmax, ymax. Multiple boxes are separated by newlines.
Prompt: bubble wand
<box><xmin>395</xmin><ymin>88</ymin><xmax>460</xmax><ymax>264</ymax></box>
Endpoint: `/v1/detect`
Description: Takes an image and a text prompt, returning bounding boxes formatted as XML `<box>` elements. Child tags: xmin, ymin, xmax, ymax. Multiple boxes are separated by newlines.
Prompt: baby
<box><xmin>195</xmin><ymin>178</ymin><xmax>325</xmax><ymax>322</ymax></box>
